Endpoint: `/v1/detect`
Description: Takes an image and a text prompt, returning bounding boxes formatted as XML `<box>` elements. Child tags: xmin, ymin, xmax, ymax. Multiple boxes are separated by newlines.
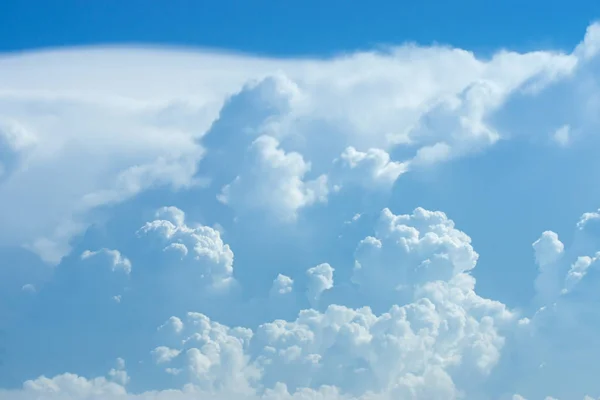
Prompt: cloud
<box><xmin>305</xmin><ymin>263</ymin><xmax>334</xmax><ymax>307</ymax></box>
<box><xmin>0</xmin><ymin>118</ymin><xmax>37</xmax><ymax>181</ymax></box>
<box><xmin>217</xmin><ymin>135</ymin><xmax>328</xmax><ymax>222</ymax></box>
<box><xmin>137</xmin><ymin>206</ymin><xmax>235</xmax><ymax>289</ymax></box>
<box><xmin>577</xmin><ymin>209</ymin><xmax>600</xmax><ymax>231</ymax></box>
<box><xmin>532</xmin><ymin>231</ymin><xmax>565</xmax><ymax>304</ymax></box>
<box><xmin>551</xmin><ymin>124</ymin><xmax>571</xmax><ymax>146</ymax></box>
<box><xmin>562</xmin><ymin>254</ymin><xmax>598</xmax><ymax>294</ymax></box>
<box><xmin>158</xmin><ymin>316</ymin><xmax>185</xmax><ymax>335</ymax></box>
<box><xmin>0</xmin><ymin>93</ymin><xmax>209</xmax><ymax>264</ymax></box>
<box><xmin>331</xmin><ymin>147</ymin><xmax>408</xmax><ymax>190</ymax></box>
<box><xmin>499</xmin><ymin>207</ymin><xmax>600</xmax><ymax>399</ymax></box>
<box><xmin>3</xmin><ymin>21</ymin><xmax>600</xmax><ymax>400</ymax></box>
<box><xmin>352</xmin><ymin>207</ymin><xmax>478</xmax><ymax>310</ymax></box>
<box><xmin>0</xmin><ymin>25</ymin><xmax>586</xmax><ymax>263</ymax></box>
<box><xmin>150</xmin><ymin>287</ymin><xmax>506</xmax><ymax>398</ymax></box>
<box><xmin>152</xmin><ymin>347</ymin><xmax>182</xmax><ymax>365</ymax></box>
<box><xmin>270</xmin><ymin>274</ymin><xmax>294</xmax><ymax>296</ymax></box>
<box><xmin>533</xmin><ymin>231</ymin><xmax>565</xmax><ymax>267</ymax></box>
<box><xmin>3</xmin><ymin>204</ymin><xmax>600</xmax><ymax>399</ymax></box>
<box><xmin>81</xmin><ymin>248</ymin><xmax>132</xmax><ymax>275</ymax></box>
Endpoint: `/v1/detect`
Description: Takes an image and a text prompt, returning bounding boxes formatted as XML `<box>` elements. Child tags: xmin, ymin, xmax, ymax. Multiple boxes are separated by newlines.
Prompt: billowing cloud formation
<box><xmin>137</xmin><ymin>206</ymin><xmax>235</xmax><ymax>289</ymax></box>
<box><xmin>5</xmin><ymin>203</ymin><xmax>600</xmax><ymax>399</ymax></box>
<box><xmin>1</xmin><ymin>22</ymin><xmax>595</xmax><ymax>263</ymax></box>
<box><xmin>331</xmin><ymin>147</ymin><xmax>408</xmax><ymax>190</ymax></box>
<box><xmin>270</xmin><ymin>274</ymin><xmax>294</xmax><ymax>297</ymax></box>
<box><xmin>218</xmin><ymin>135</ymin><xmax>328</xmax><ymax>222</ymax></box>
<box><xmin>81</xmin><ymin>248</ymin><xmax>132</xmax><ymax>275</ymax></box>
<box><xmin>2</xmin><ymin>21</ymin><xmax>600</xmax><ymax>400</ymax></box>
<box><xmin>352</xmin><ymin>207</ymin><xmax>478</xmax><ymax>310</ymax></box>
<box><xmin>305</xmin><ymin>263</ymin><xmax>334</xmax><ymax>306</ymax></box>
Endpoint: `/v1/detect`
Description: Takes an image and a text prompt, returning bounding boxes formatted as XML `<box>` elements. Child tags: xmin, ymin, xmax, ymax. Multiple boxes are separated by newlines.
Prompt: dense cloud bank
<box><xmin>1</xmin><ymin>22</ymin><xmax>600</xmax><ymax>400</ymax></box>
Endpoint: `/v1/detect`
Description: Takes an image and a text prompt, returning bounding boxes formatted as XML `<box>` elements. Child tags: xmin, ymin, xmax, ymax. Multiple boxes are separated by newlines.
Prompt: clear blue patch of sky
<box><xmin>1</xmin><ymin>0</ymin><xmax>599</xmax><ymax>56</ymax></box>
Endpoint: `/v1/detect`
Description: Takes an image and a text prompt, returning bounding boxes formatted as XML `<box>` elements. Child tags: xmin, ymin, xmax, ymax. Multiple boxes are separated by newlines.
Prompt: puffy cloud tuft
<box><xmin>271</xmin><ymin>274</ymin><xmax>294</xmax><ymax>296</ymax></box>
<box><xmin>353</xmin><ymin>207</ymin><xmax>478</xmax><ymax>305</ymax></box>
<box><xmin>81</xmin><ymin>248</ymin><xmax>132</xmax><ymax>274</ymax></box>
<box><xmin>138</xmin><ymin>206</ymin><xmax>235</xmax><ymax>289</ymax></box>
<box><xmin>306</xmin><ymin>263</ymin><xmax>335</xmax><ymax>307</ymax></box>
<box><xmin>331</xmin><ymin>147</ymin><xmax>408</xmax><ymax>190</ymax></box>
<box><xmin>218</xmin><ymin>135</ymin><xmax>328</xmax><ymax>222</ymax></box>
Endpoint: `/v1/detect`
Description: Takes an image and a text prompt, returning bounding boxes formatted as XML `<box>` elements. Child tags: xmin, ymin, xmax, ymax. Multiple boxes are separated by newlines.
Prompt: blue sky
<box><xmin>2</xmin><ymin>3</ymin><xmax>600</xmax><ymax>400</ymax></box>
<box><xmin>2</xmin><ymin>0</ymin><xmax>600</xmax><ymax>55</ymax></box>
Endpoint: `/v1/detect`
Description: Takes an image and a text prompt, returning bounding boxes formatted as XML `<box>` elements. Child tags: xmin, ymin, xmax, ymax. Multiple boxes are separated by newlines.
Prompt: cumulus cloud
<box><xmin>152</xmin><ymin>346</ymin><xmax>182</xmax><ymax>365</ymax></box>
<box><xmin>533</xmin><ymin>231</ymin><xmax>565</xmax><ymax>267</ymax></box>
<box><xmin>137</xmin><ymin>206</ymin><xmax>235</xmax><ymax>289</ymax></box>
<box><xmin>577</xmin><ymin>209</ymin><xmax>600</xmax><ymax>231</ymax></box>
<box><xmin>270</xmin><ymin>274</ymin><xmax>294</xmax><ymax>296</ymax></box>
<box><xmin>4</xmin><ymin>205</ymin><xmax>600</xmax><ymax>399</ymax></box>
<box><xmin>0</xmin><ymin>118</ymin><xmax>37</xmax><ymax>180</ymax></box>
<box><xmin>108</xmin><ymin>358</ymin><xmax>130</xmax><ymax>386</ymax></box>
<box><xmin>306</xmin><ymin>263</ymin><xmax>334</xmax><ymax>307</ymax></box>
<box><xmin>353</xmin><ymin>207</ymin><xmax>478</xmax><ymax>308</ymax></box>
<box><xmin>149</xmin><ymin>299</ymin><xmax>484</xmax><ymax>397</ymax></box>
<box><xmin>331</xmin><ymin>147</ymin><xmax>408</xmax><ymax>190</ymax></box>
<box><xmin>502</xmin><ymin>206</ymin><xmax>600</xmax><ymax>399</ymax></box>
<box><xmin>0</xmin><ymin>21</ymin><xmax>588</xmax><ymax>263</ymax></box>
<box><xmin>217</xmin><ymin>135</ymin><xmax>328</xmax><ymax>222</ymax></box>
<box><xmin>562</xmin><ymin>254</ymin><xmax>598</xmax><ymax>294</ymax></box>
<box><xmin>3</xmin><ymin>20</ymin><xmax>600</xmax><ymax>400</ymax></box>
<box><xmin>532</xmin><ymin>231</ymin><xmax>565</xmax><ymax>304</ymax></box>
<box><xmin>159</xmin><ymin>316</ymin><xmax>185</xmax><ymax>335</ymax></box>
<box><xmin>0</xmin><ymin>93</ymin><xmax>208</xmax><ymax>263</ymax></box>
<box><xmin>81</xmin><ymin>248</ymin><xmax>132</xmax><ymax>274</ymax></box>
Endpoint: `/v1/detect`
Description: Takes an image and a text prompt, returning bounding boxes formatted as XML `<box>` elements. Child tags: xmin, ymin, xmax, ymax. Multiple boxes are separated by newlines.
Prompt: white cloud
<box><xmin>81</xmin><ymin>248</ymin><xmax>132</xmax><ymax>274</ymax></box>
<box><xmin>0</xmin><ymin>24</ymin><xmax>588</xmax><ymax>263</ymax></box>
<box><xmin>6</xmin><ymin>374</ymin><xmax>127</xmax><ymax>399</ymax></box>
<box><xmin>503</xmin><ymin>207</ymin><xmax>600</xmax><ymax>399</ymax></box>
<box><xmin>137</xmin><ymin>206</ymin><xmax>235</xmax><ymax>289</ymax></box>
<box><xmin>218</xmin><ymin>135</ymin><xmax>328</xmax><ymax>222</ymax></box>
<box><xmin>160</xmin><ymin>312</ymin><xmax>259</xmax><ymax>393</ymax></box>
<box><xmin>158</xmin><ymin>316</ymin><xmax>185</xmax><ymax>335</ymax></box>
<box><xmin>108</xmin><ymin>358</ymin><xmax>130</xmax><ymax>386</ymax></box>
<box><xmin>412</xmin><ymin>142</ymin><xmax>452</xmax><ymax>165</ymax></box>
<box><xmin>156</xmin><ymin>206</ymin><xmax>187</xmax><ymax>227</ymax></box>
<box><xmin>532</xmin><ymin>231</ymin><xmax>564</xmax><ymax>267</ymax></box>
<box><xmin>4</xmin><ymin>205</ymin><xmax>600</xmax><ymax>400</ymax></box>
<box><xmin>577</xmin><ymin>209</ymin><xmax>600</xmax><ymax>231</ymax></box>
<box><xmin>306</xmin><ymin>263</ymin><xmax>334</xmax><ymax>307</ymax></box>
<box><xmin>552</xmin><ymin>124</ymin><xmax>571</xmax><ymax>146</ymax></box>
<box><xmin>0</xmin><ymin>117</ymin><xmax>37</xmax><ymax>180</ymax></box>
<box><xmin>575</xmin><ymin>23</ymin><xmax>600</xmax><ymax>60</ymax></box>
<box><xmin>151</xmin><ymin>273</ymin><xmax>510</xmax><ymax>398</ymax></box>
<box><xmin>562</xmin><ymin>254</ymin><xmax>598</xmax><ymax>294</ymax></box>
<box><xmin>0</xmin><ymin>94</ymin><xmax>207</xmax><ymax>264</ymax></box>
<box><xmin>532</xmin><ymin>231</ymin><xmax>565</xmax><ymax>304</ymax></box>
<box><xmin>331</xmin><ymin>147</ymin><xmax>408</xmax><ymax>190</ymax></box>
<box><xmin>270</xmin><ymin>274</ymin><xmax>294</xmax><ymax>296</ymax></box>
<box><xmin>134</xmin><ymin>206</ymin><xmax>513</xmax><ymax>398</ymax></box>
<box><xmin>3</xmin><ymin>21</ymin><xmax>600</xmax><ymax>400</ymax></box>
<box><xmin>344</xmin><ymin>213</ymin><xmax>362</xmax><ymax>225</ymax></box>
<box><xmin>152</xmin><ymin>346</ymin><xmax>182</xmax><ymax>365</ymax></box>
<box><xmin>353</xmin><ymin>207</ymin><xmax>478</xmax><ymax>305</ymax></box>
